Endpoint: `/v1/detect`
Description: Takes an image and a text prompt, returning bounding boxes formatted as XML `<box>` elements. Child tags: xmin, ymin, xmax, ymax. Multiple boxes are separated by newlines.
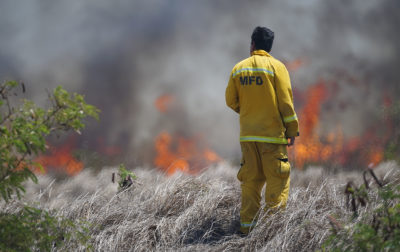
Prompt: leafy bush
<box><xmin>0</xmin><ymin>206</ymin><xmax>91</xmax><ymax>251</ymax></box>
<box><xmin>0</xmin><ymin>80</ymin><xmax>99</xmax><ymax>250</ymax></box>
<box><xmin>323</xmin><ymin>170</ymin><xmax>400</xmax><ymax>251</ymax></box>
<box><xmin>0</xmin><ymin>81</ymin><xmax>99</xmax><ymax>202</ymax></box>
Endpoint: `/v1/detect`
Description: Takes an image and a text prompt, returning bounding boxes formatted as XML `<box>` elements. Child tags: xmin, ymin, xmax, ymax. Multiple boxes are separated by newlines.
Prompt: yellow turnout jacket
<box><xmin>226</xmin><ymin>50</ymin><xmax>299</xmax><ymax>144</ymax></box>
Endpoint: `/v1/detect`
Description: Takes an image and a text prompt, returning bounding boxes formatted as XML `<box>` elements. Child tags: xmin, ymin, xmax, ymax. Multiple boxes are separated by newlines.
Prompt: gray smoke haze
<box><xmin>0</xmin><ymin>0</ymin><xmax>399</xmax><ymax>165</ymax></box>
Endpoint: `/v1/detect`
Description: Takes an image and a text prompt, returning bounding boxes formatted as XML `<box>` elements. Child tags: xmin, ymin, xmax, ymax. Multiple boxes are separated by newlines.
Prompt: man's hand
<box><xmin>287</xmin><ymin>136</ymin><xmax>296</xmax><ymax>147</ymax></box>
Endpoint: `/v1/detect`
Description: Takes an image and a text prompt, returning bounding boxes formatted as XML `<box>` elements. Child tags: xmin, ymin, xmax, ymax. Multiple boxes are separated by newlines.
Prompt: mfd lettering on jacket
<box><xmin>238</xmin><ymin>76</ymin><xmax>263</xmax><ymax>85</ymax></box>
<box><xmin>232</xmin><ymin>67</ymin><xmax>274</xmax><ymax>87</ymax></box>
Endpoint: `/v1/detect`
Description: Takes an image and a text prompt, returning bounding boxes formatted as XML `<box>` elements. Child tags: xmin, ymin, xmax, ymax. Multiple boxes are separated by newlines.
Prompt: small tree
<box><xmin>0</xmin><ymin>81</ymin><xmax>99</xmax><ymax>201</ymax></box>
<box><xmin>0</xmin><ymin>80</ymin><xmax>99</xmax><ymax>250</ymax></box>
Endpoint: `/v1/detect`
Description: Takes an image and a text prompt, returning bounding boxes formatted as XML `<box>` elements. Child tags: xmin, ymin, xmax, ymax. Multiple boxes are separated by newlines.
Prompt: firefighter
<box><xmin>225</xmin><ymin>26</ymin><xmax>299</xmax><ymax>234</ymax></box>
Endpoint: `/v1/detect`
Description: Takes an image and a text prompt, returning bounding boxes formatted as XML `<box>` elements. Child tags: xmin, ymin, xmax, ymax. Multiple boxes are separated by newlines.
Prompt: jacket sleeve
<box><xmin>225</xmin><ymin>72</ymin><xmax>240</xmax><ymax>113</ymax></box>
<box><xmin>274</xmin><ymin>63</ymin><xmax>299</xmax><ymax>138</ymax></box>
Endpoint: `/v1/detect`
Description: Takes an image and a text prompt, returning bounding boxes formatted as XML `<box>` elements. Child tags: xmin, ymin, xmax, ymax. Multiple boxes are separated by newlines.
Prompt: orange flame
<box><xmin>154</xmin><ymin>131</ymin><xmax>221</xmax><ymax>175</ymax></box>
<box><xmin>35</xmin><ymin>138</ymin><xmax>83</xmax><ymax>176</ymax></box>
<box><xmin>155</xmin><ymin>94</ymin><xmax>175</xmax><ymax>113</ymax></box>
<box><xmin>290</xmin><ymin>81</ymin><xmax>386</xmax><ymax>169</ymax></box>
<box><xmin>203</xmin><ymin>148</ymin><xmax>222</xmax><ymax>162</ymax></box>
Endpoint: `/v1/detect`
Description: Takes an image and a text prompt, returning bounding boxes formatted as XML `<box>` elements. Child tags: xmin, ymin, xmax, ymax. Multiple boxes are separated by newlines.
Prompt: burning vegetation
<box><xmin>153</xmin><ymin>94</ymin><xmax>222</xmax><ymax>175</ymax></box>
<box><xmin>34</xmin><ymin>77</ymin><xmax>393</xmax><ymax>176</ymax></box>
<box><xmin>290</xmin><ymin>79</ymin><xmax>390</xmax><ymax>170</ymax></box>
<box><xmin>35</xmin><ymin>138</ymin><xmax>83</xmax><ymax>176</ymax></box>
<box><xmin>154</xmin><ymin>131</ymin><xmax>222</xmax><ymax>175</ymax></box>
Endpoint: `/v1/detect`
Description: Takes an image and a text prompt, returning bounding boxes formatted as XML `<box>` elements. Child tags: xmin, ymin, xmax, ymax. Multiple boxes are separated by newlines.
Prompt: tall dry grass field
<box><xmin>2</xmin><ymin>162</ymin><xmax>399</xmax><ymax>251</ymax></box>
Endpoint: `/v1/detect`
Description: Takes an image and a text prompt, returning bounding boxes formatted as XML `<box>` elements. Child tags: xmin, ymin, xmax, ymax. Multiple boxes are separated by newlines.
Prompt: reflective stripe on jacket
<box><xmin>225</xmin><ymin>50</ymin><xmax>299</xmax><ymax>143</ymax></box>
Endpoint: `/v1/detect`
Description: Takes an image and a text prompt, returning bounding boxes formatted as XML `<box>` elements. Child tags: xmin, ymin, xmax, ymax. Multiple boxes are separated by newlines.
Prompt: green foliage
<box><xmin>0</xmin><ymin>81</ymin><xmax>99</xmax><ymax>202</ymax></box>
<box><xmin>0</xmin><ymin>80</ymin><xmax>99</xmax><ymax>250</ymax></box>
<box><xmin>324</xmin><ymin>183</ymin><xmax>400</xmax><ymax>251</ymax></box>
<box><xmin>117</xmin><ymin>164</ymin><xmax>136</xmax><ymax>190</ymax></box>
<box><xmin>0</xmin><ymin>206</ymin><xmax>91</xmax><ymax>251</ymax></box>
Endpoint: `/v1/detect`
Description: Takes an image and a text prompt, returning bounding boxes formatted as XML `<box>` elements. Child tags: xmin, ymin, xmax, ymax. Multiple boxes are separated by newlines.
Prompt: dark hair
<box><xmin>251</xmin><ymin>26</ymin><xmax>274</xmax><ymax>52</ymax></box>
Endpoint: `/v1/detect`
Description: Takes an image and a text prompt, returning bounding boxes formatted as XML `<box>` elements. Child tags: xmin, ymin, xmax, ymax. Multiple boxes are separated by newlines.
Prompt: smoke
<box><xmin>0</xmin><ymin>0</ymin><xmax>399</xmax><ymax>165</ymax></box>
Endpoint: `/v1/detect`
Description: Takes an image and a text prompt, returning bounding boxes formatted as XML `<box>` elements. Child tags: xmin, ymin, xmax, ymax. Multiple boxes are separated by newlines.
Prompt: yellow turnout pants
<box><xmin>237</xmin><ymin>142</ymin><xmax>291</xmax><ymax>234</ymax></box>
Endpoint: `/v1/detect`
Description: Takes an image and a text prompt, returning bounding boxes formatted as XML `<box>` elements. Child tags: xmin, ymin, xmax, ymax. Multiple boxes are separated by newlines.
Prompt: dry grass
<box><xmin>3</xmin><ymin>161</ymin><xmax>399</xmax><ymax>251</ymax></box>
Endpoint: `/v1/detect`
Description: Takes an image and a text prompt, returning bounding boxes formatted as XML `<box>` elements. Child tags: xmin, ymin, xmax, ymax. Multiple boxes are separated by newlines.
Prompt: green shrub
<box><xmin>0</xmin><ymin>80</ymin><xmax>99</xmax><ymax>250</ymax></box>
<box><xmin>0</xmin><ymin>81</ymin><xmax>99</xmax><ymax>201</ymax></box>
<box><xmin>0</xmin><ymin>206</ymin><xmax>91</xmax><ymax>251</ymax></box>
<box><xmin>323</xmin><ymin>173</ymin><xmax>400</xmax><ymax>251</ymax></box>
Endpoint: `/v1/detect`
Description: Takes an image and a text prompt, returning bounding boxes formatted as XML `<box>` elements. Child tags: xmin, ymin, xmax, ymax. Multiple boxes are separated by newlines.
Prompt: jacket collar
<box><xmin>251</xmin><ymin>50</ymin><xmax>271</xmax><ymax>57</ymax></box>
